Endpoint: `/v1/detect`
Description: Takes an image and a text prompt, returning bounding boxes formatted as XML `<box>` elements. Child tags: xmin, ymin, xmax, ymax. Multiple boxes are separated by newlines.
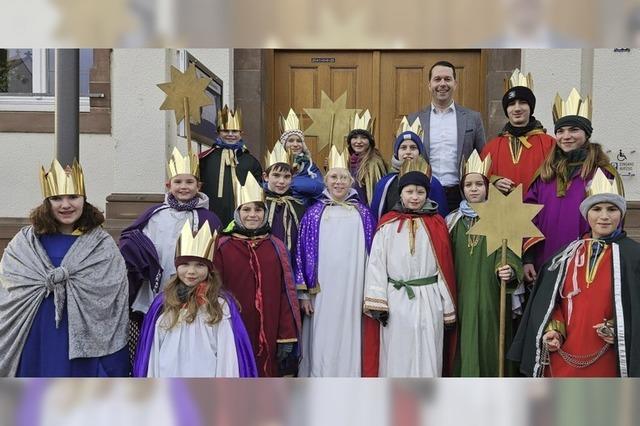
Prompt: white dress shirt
<box><xmin>429</xmin><ymin>102</ymin><xmax>459</xmax><ymax>186</ymax></box>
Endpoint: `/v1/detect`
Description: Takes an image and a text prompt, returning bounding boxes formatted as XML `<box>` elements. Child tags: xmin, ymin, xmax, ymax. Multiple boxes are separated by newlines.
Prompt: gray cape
<box><xmin>0</xmin><ymin>226</ymin><xmax>129</xmax><ymax>376</ymax></box>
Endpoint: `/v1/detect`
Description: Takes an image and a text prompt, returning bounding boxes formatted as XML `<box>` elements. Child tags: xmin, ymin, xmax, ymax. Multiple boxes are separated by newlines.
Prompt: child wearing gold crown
<box><xmin>295</xmin><ymin>147</ymin><xmax>376</xmax><ymax>377</ymax></box>
<box><xmin>279</xmin><ymin>109</ymin><xmax>325</xmax><ymax>206</ymax></box>
<box><xmin>362</xmin><ymin>158</ymin><xmax>457</xmax><ymax>377</ymax></box>
<box><xmin>370</xmin><ymin>119</ymin><xmax>449</xmax><ymax>220</ymax></box>
<box><xmin>0</xmin><ymin>159</ymin><xmax>130</xmax><ymax>377</ymax></box>
<box><xmin>214</xmin><ymin>173</ymin><xmax>301</xmax><ymax>377</ymax></box>
<box><xmin>199</xmin><ymin>105</ymin><xmax>263</xmax><ymax>225</ymax></box>
<box><xmin>445</xmin><ymin>151</ymin><xmax>523</xmax><ymax>377</ymax></box>
<box><xmin>346</xmin><ymin>110</ymin><xmax>387</xmax><ymax>206</ymax></box>
<box><xmin>262</xmin><ymin>141</ymin><xmax>307</xmax><ymax>276</ymax></box>
<box><xmin>522</xmin><ymin>89</ymin><xmax>623</xmax><ymax>284</ymax></box>
<box><xmin>132</xmin><ymin>221</ymin><xmax>257</xmax><ymax>377</ymax></box>
<box><xmin>509</xmin><ymin>169</ymin><xmax>640</xmax><ymax>377</ymax></box>
<box><xmin>119</xmin><ymin>147</ymin><xmax>222</xmax><ymax>318</ymax></box>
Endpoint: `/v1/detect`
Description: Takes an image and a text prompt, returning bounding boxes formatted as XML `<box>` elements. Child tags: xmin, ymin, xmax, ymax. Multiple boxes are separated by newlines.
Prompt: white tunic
<box><xmin>147</xmin><ymin>297</ymin><xmax>239</xmax><ymax>377</ymax></box>
<box><xmin>363</xmin><ymin>218</ymin><xmax>456</xmax><ymax>377</ymax></box>
<box><xmin>299</xmin><ymin>205</ymin><xmax>368</xmax><ymax>377</ymax></box>
<box><xmin>133</xmin><ymin>193</ymin><xmax>209</xmax><ymax>313</ymax></box>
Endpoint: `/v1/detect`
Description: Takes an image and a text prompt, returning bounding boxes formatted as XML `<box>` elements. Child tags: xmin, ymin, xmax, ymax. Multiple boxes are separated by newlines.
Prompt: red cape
<box><xmin>362</xmin><ymin>211</ymin><xmax>458</xmax><ymax>377</ymax></box>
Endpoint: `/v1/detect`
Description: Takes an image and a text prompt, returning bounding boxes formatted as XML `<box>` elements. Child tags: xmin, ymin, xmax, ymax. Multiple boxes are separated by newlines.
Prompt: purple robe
<box><xmin>132</xmin><ymin>290</ymin><xmax>258</xmax><ymax>377</ymax></box>
<box><xmin>119</xmin><ymin>204</ymin><xmax>222</xmax><ymax>298</ymax></box>
<box><xmin>524</xmin><ymin>168</ymin><xmax>616</xmax><ymax>269</ymax></box>
<box><xmin>16</xmin><ymin>379</ymin><xmax>203</xmax><ymax>426</ymax></box>
<box><xmin>294</xmin><ymin>193</ymin><xmax>376</xmax><ymax>291</ymax></box>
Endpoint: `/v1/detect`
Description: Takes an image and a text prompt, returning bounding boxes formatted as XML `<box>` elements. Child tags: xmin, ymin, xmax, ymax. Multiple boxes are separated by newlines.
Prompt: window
<box><xmin>178</xmin><ymin>50</ymin><xmax>223</xmax><ymax>147</ymax></box>
<box><xmin>0</xmin><ymin>49</ymin><xmax>93</xmax><ymax>112</ymax></box>
<box><xmin>0</xmin><ymin>49</ymin><xmax>111</xmax><ymax>134</ymax></box>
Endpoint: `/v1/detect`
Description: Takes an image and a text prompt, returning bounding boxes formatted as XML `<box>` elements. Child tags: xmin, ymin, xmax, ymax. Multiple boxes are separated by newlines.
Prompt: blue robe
<box><xmin>370</xmin><ymin>173</ymin><xmax>449</xmax><ymax>220</ymax></box>
<box><xmin>16</xmin><ymin>234</ymin><xmax>130</xmax><ymax>377</ymax></box>
<box><xmin>291</xmin><ymin>161</ymin><xmax>324</xmax><ymax>207</ymax></box>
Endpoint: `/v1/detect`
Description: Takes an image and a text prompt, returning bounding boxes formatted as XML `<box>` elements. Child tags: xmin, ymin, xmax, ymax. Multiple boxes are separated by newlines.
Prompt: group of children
<box><xmin>2</xmin><ymin>81</ymin><xmax>639</xmax><ymax>378</ymax></box>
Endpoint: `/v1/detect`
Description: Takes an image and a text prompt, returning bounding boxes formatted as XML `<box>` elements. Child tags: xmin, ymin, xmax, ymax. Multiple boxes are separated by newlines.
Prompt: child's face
<box><xmin>264</xmin><ymin>168</ymin><xmax>293</xmax><ymax>194</ymax></box>
<box><xmin>167</xmin><ymin>174</ymin><xmax>201</xmax><ymax>202</ymax></box>
<box><xmin>400</xmin><ymin>184</ymin><xmax>427</xmax><ymax>210</ymax></box>
<box><xmin>177</xmin><ymin>260</ymin><xmax>209</xmax><ymax>287</ymax></box>
<box><xmin>397</xmin><ymin>140</ymin><xmax>419</xmax><ymax>161</ymax></box>
<box><xmin>219</xmin><ymin>129</ymin><xmax>242</xmax><ymax>144</ymax></box>
<box><xmin>350</xmin><ymin>135</ymin><xmax>370</xmax><ymax>155</ymax></box>
<box><xmin>284</xmin><ymin>135</ymin><xmax>303</xmax><ymax>155</ymax></box>
<box><xmin>239</xmin><ymin>202</ymin><xmax>266</xmax><ymax>230</ymax></box>
<box><xmin>462</xmin><ymin>173</ymin><xmax>487</xmax><ymax>203</ymax></box>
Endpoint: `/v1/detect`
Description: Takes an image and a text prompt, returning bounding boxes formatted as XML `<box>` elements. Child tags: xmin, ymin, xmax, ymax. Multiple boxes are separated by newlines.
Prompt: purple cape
<box><xmin>524</xmin><ymin>170</ymin><xmax>612</xmax><ymax>269</ymax></box>
<box><xmin>294</xmin><ymin>194</ymin><xmax>376</xmax><ymax>291</ymax></box>
<box><xmin>17</xmin><ymin>379</ymin><xmax>203</xmax><ymax>426</ymax></box>
<box><xmin>132</xmin><ymin>290</ymin><xmax>257</xmax><ymax>377</ymax></box>
<box><xmin>119</xmin><ymin>204</ymin><xmax>222</xmax><ymax>296</ymax></box>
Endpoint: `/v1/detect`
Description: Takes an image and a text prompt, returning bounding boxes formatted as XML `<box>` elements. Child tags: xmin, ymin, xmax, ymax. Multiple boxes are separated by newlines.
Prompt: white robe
<box><xmin>147</xmin><ymin>297</ymin><xmax>239</xmax><ymax>377</ymax></box>
<box><xmin>363</xmin><ymin>218</ymin><xmax>455</xmax><ymax>377</ymax></box>
<box><xmin>133</xmin><ymin>193</ymin><xmax>210</xmax><ymax>313</ymax></box>
<box><xmin>299</xmin><ymin>205</ymin><xmax>368</xmax><ymax>377</ymax></box>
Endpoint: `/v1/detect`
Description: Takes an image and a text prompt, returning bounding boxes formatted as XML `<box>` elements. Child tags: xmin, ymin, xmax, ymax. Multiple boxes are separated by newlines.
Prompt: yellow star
<box><xmin>157</xmin><ymin>63</ymin><xmax>213</xmax><ymax>125</ymax></box>
<box><xmin>468</xmin><ymin>184</ymin><xmax>544</xmax><ymax>258</ymax></box>
<box><xmin>304</xmin><ymin>91</ymin><xmax>360</xmax><ymax>152</ymax></box>
<box><xmin>55</xmin><ymin>0</ymin><xmax>137</xmax><ymax>46</ymax></box>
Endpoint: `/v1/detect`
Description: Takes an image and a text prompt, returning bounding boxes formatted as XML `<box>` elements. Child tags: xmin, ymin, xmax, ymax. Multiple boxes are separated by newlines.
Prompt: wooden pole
<box><xmin>183</xmin><ymin>97</ymin><xmax>192</xmax><ymax>156</ymax></box>
<box><xmin>498</xmin><ymin>238</ymin><xmax>508</xmax><ymax>377</ymax></box>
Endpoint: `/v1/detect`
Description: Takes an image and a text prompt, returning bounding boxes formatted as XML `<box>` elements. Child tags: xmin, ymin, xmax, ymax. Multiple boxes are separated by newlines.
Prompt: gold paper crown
<box><xmin>504</xmin><ymin>68</ymin><xmax>533</xmax><ymax>92</ymax></box>
<box><xmin>587</xmin><ymin>168</ymin><xmax>623</xmax><ymax>197</ymax></box>
<box><xmin>217</xmin><ymin>105</ymin><xmax>242</xmax><ymax>131</ymax></box>
<box><xmin>167</xmin><ymin>146</ymin><xmax>199</xmax><ymax>179</ymax></box>
<box><xmin>280</xmin><ymin>108</ymin><xmax>302</xmax><ymax>133</ymax></box>
<box><xmin>234</xmin><ymin>172</ymin><xmax>265</xmax><ymax>208</ymax></box>
<box><xmin>400</xmin><ymin>156</ymin><xmax>431</xmax><ymax>177</ymax></box>
<box><xmin>552</xmin><ymin>88</ymin><xmax>592</xmax><ymax>123</ymax></box>
<box><xmin>40</xmin><ymin>159</ymin><xmax>86</xmax><ymax>198</ymax></box>
<box><xmin>176</xmin><ymin>221</ymin><xmax>217</xmax><ymax>263</ymax></box>
<box><xmin>327</xmin><ymin>145</ymin><xmax>349</xmax><ymax>170</ymax></box>
<box><xmin>462</xmin><ymin>150</ymin><xmax>492</xmax><ymax>178</ymax></box>
<box><xmin>396</xmin><ymin>116</ymin><xmax>424</xmax><ymax>140</ymax></box>
<box><xmin>265</xmin><ymin>141</ymin><xmax>292</xmax><ymax>168</ymax></box>
<box><xmin>351</xmin><ymin>109</ymin><xmax>375</xmax><ymax>133</ymax></box>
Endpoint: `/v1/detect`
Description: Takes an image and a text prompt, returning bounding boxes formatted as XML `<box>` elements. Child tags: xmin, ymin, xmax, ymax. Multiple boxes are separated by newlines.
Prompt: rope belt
<box><xmin>389</xmin><ymin>275</ymin><xmax>438</xmax><ymax>299</ymax></box>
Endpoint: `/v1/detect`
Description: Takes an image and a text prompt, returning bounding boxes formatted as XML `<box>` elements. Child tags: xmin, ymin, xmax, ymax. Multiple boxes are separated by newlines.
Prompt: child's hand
<box><xmin>497</xmin><ymin>265</ymin><xmax>514</xmax><ymax>281</ymax></box>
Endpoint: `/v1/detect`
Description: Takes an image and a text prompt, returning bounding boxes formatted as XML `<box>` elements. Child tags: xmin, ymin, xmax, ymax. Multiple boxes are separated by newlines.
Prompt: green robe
<box><xmin>447</xmin><ymin>211</ymin><xmax>523</xmax><ymax>377</ymax></box>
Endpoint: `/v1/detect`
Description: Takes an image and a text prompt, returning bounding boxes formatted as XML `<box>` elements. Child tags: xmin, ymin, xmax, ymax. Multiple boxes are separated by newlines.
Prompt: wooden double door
<box><xmin>271</xmin><ymin>50</ymin><xmax>484</xmax><ymax>163</ymax></box>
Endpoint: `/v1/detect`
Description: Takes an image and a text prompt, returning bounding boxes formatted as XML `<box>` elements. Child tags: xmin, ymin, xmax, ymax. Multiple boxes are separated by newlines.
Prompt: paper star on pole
<box><xmin>467</xmin><ymin>184</ymin><xmax>543</xmax><ymax>258</ymax></box>
<box><xmin>158</xmin><ymin>63</ymin><xmax>213</xmax><ymax>125</ymax></box>
<box><xmin>304</xmin><ymin>91</ymin><xmax>360</xmax><ymax>152</ymax></box>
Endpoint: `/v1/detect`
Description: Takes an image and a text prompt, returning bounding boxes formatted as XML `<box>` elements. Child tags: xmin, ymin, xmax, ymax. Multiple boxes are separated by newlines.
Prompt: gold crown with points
<box><xmin>234</xmin><ymin>172</ymin><xmax>264</xmax><ymax>208</ymax></box>
<box><xmin>327</xmin><ymin>145</ymin><xmax>349</xmax><ymax>170</ymax></box>
<box><xmin>505</xmin><ymin>68</ymin><xmax>533</xmax><ymax>92</ymax></box>
<box><xmin>176</xmin><ymin>221</ymin><xmax>217</xmax><ymax>262</ymax></box>
<box><xmin>396</xmin><ymin>116</ymin><xmax>423</xmax><ymax>140</ymax></box>
<box><xmin>280</xmin><ymin>108</ymin><xmax>302</xmax><ymax>133</ymax></box>
<box><xmin>587</xmin><ymin>168</ymin><xmax>623</xmax><ymax>197</ymax></box>
<box><xmin>400</xmin><ymin>156</ymin><xmax>431</xmax><ymax>177</ymax></box>
<box><xmin>265</xmin><ymin>141</ymin><xmax>292</xmax><ymax>168</ymax></box>
<box><xmin>462</xmin><ymin>150</ymin><xmax>492</xmax><ymax>178</ymax></box>
<box><xmin>351</xmin><ymin>109</ymin><xmax>374</xmax><ymax>133</ymax></box>
<box><xmin>552</xmin><ymin>88</ymin><xmax>592</xmax><ymax>123</ymax></box>
<box><xmin>40</xmin><ymin>159</ymin><xmax>86</xmax><ymax>198</ymax></box>
<box><xmin>217</xmin><ymin>105</ymin><xmax>243</xmax><ymax>131</ymax></box>
<box><xmin>167</xmin><ymin>146</ymin><xmax>199</xmax><ymax>179</ymax></box>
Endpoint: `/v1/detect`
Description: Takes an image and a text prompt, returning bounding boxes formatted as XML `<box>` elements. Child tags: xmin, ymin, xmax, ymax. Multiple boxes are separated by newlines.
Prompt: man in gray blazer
<box><xmin>408</xmin><ymin>60</ymin><xmax>485</xmax><ymax>212</ymax></box>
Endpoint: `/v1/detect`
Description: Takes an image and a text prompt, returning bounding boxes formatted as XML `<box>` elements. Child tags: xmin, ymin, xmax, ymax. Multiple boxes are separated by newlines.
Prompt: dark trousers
<box><xmin>444</xmin><ymin>185</ymin><xmax>463</xmax><ymax>212</ymax></box>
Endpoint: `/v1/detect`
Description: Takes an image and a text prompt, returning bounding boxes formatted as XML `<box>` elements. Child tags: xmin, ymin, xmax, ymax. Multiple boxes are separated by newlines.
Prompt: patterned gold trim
<box><xmin>276</xmin><ymin>338</ymin><xmax>298</xmax><ymax>344</ymax></box>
